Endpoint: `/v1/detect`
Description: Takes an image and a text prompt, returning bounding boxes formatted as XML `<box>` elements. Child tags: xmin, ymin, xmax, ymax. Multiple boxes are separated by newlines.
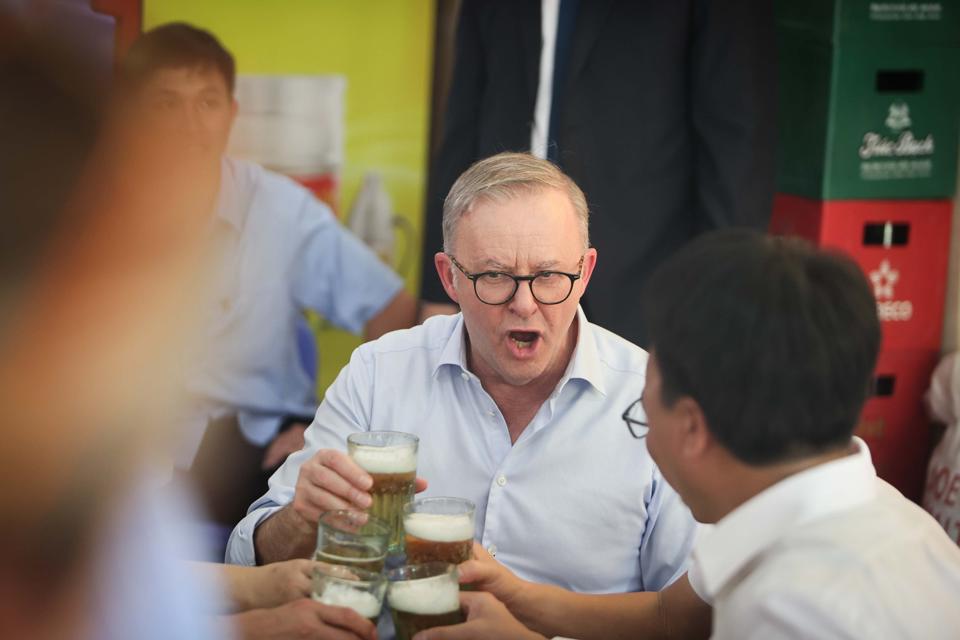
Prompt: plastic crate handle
<box><xmin>863</xmin><ymin>222</ymin><xmax>910</xmax><ymax>248</ymax></box>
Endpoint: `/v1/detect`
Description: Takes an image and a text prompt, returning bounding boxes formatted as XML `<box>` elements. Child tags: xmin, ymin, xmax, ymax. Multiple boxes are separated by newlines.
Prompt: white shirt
<box><xmin>688</xmin><ymin>437</ymin><xmax>960</xmax><ymax>639</ymax></box>
<box><xmin>531</xmin><ymin>0</ymin><xmax>560</xmax><ymax>158</ymax></box>
<box><xmin>227</xmin><ymin>310</ymin><xmax>697</xmax><ymax>594</ymax></box>
<box><xmin>177</xmin><ymin>157</ymin><xmax>403</xmax><ymax>465</ymax></box>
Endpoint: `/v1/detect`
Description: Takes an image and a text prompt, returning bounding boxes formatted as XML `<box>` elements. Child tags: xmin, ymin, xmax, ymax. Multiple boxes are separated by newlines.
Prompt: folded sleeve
<box><xmin>291</xmin><ymin>197</ymin><xmax>403</xmax><ymax>334</ymax></box>
<box><xmin>639</xmin><ymin>466</ymin><xmax>700</xmax><ymax>591</ymax></box>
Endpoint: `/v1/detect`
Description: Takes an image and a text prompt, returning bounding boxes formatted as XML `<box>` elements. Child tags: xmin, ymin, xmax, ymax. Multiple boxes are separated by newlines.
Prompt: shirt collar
<box><xmin>692</xmin><ymin>437</ymin><xmax>877</xmax><ymax>600</ymax></box>
<box><xmin>433</xmin><ymin>306</ymin><xmax>607</xmax><ymax>396</ymax></box>
<box><xmin>564</xmin><ymin>306</ymin><xmax>607</xmax><ymax>396</ymax></box>
<box><xmin>434</xmin><ymin>313</ymin><xmax>469</xmax><ymax>374</ymax></box>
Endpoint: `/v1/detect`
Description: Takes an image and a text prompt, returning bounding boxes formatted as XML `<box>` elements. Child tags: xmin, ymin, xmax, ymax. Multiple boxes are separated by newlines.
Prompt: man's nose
<box><xmin>177</xmin><ymin>102</ymin><xmax>204</xmax><ymax>135</ymax></box>
<box><xmin>507</xmin><ymin>280</ymin><xmax>539</xmax><ymax>318</ymax></box>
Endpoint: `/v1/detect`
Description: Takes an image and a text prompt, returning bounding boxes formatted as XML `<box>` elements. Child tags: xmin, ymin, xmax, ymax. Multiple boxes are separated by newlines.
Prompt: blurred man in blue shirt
<box><xmin>117</xmin><ymin>23</ymin><xmax>416</xmax><ymax>525</ymax></box>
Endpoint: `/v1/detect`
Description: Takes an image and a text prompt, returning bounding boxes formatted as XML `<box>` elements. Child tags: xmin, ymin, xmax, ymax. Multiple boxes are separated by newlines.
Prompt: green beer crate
<box><xmin>777</xmin><ymin>27</ymin><xmax>960</xmax><ymax>198</ymax></box>
<box><xmin>777</xmin><ymin>1</ymin><xmax>959</xmax><ymax>45</ymax></box>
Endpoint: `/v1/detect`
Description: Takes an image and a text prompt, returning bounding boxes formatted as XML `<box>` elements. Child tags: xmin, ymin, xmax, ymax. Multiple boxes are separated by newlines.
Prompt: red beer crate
<box><xmin>857</xmin><ymin>348</ymin><xmax>938</xmax><ymax>502</ymax></box>
<box><xmin>770</xmin><ymin>195</ymin><xmax>952</xmax><ymax>351</ymax></box>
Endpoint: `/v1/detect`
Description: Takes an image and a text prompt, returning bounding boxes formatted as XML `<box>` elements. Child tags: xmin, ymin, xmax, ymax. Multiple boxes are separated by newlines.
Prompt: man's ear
<box><xmin>674</xmin><ymin>396</ymin><xmax>712</xmax><ymax>461</ymax></box>
<box><xmin>434</xmin><ymin>252</ymin><xmax>460</xmax><ymax>304</ymax></box>
<box><xmin>578</xmin><ymin>247</ymin><xmax>598</xmax><ymax>290</ymax></box>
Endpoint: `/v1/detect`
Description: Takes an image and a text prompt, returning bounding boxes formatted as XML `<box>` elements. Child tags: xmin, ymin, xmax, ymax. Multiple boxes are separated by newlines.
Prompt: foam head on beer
<box><xmin>314</xmin><ymin>583</ymin><xmax>382</xmax><ymax>620</ymax></box>
<box><xmin>349</xmin><ymin>442</ymin><xmax>417</xmax><ymax>474</ymax></box>
<box><xmin>387</xmin><ymin>571</ymin><xmax>461</xmax><ymax>615</ymax></box>
<box><xmin>404</xmin><ymin>512</ymin><xmax>474</xmax><ymax>543</ymax></box>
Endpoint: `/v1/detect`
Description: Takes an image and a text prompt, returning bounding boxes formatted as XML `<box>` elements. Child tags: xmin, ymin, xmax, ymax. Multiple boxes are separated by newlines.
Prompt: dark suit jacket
<box><xmin>420</xmin><ymin>0</ymin><xmax>776</xmax><ymax>346</ymax></box>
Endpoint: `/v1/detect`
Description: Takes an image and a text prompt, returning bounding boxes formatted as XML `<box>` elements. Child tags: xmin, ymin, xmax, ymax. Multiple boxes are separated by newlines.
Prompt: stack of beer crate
<box><xmin>769</xmin><ymin>1</ymin><xmax>960</xmax><ymax>501</ymax></box>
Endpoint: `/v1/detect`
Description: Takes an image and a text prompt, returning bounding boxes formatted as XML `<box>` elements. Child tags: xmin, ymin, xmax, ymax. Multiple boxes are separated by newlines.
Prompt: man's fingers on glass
<box><xmin>295</xmin><ymin>483</ymin><xmax>354</xmax><ymax>520</ymax></box>
<box><xmin>316</xmin><ymin>602</ymin><xmax>373</xmax><ymax>634</ymax></box>
<box><xmin>306</xmin><ymin>463</ymin><xmax>372</xmax><ymax>508</ymax></box>
<box><xmin>320</xmin><ymin>449</ymin><xmax>374</xmax><ymax>490</ymax></box>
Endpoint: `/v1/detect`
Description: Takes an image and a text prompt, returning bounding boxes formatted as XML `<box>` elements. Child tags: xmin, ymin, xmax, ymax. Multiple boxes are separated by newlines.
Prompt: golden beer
<box><xmin>347</xmin><ymin>431</ymin><xmax>418</xmax><ymax>552</ymax></box>
<box><xmin>403</xmin><ymin>497</ymin><xmax>475</xmax><ymax>565</ymax></box>
<box><xmin>387</xmin><ymin>563</ymin><xmax>464</xmax><ymax>640</ymax></box>
<box><xmin>392</xmin><ymin>609</ymin><xmax>464</xmax><ymax>639</ymax></box>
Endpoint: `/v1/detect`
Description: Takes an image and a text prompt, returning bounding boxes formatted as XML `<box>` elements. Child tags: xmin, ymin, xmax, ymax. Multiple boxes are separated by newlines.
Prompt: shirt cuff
<box><xmin>237</xmin><ymin>412</ymin><xmax>286</xmax><ymax>447</ymax></box>
<box><xmin>225</xmin><ymin>505</ymin><xmax>282</xmax><ymax>565</ymax></box>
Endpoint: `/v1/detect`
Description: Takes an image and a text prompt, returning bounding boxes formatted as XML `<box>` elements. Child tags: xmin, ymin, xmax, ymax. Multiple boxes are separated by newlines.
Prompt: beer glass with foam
<box><xmin>312</xmin><ymin>562</ymin><xmax>386</xmax><ymax>626</ymax></box>
<box><xmin>347</xmin><ymin>431</ymin><xmax>418</xmax><ymax>552</ymax></box>
<box><xmin>387</xmin><ymin>562</ymin><xmax>464</xmax><ymax>640</ymax></box>
<box><xmin>403</xmin><ymin>497</ymin><xmax>475</xmax><ymax>565</ymax></box>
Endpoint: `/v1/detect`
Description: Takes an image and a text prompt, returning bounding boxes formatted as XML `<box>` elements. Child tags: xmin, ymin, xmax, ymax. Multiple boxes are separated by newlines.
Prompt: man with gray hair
<box><xmin>227</xmin><ymin>152</ymin><xmax>703</xmax><ymax>635</ymax></box>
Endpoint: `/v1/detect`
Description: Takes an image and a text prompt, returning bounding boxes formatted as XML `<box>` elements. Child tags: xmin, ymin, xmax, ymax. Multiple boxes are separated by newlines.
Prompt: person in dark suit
<box><xmin>419</xmin><ymin>0</ymin><xmax>776</xmax><ymax>346</ymax></box>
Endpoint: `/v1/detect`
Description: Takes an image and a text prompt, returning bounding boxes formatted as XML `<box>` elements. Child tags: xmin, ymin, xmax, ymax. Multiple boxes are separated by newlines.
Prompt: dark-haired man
<box><xmin>118</xmin><ymin>23</ymin><xmax>416</xmax><ymax>525</ymax></box>
<box><xmin>421</xmin><ymin>230</ymin><xmax>960</xmax><ymax>640</ymax></box>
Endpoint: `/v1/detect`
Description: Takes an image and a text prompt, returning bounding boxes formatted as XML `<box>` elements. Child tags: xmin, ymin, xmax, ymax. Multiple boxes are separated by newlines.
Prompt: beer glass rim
<box><xmin>403</xmin><ymin>496</ymin><xmax>476</xmax><ymax>517</ymax></box>
<box><xmin>317</xmin><ymin>509</ymin><xmax>391</xmax><ymax>537</ymax></box>
<box><xmin>347</xmin><ymin>430</ymin><xmax>420</xmax><ymax>448</ymax></box>
<box><xmin>386</xmin><ymin>561</ymin><xmax>458</xmax><ymax>583</ymax></box>
<box><xmin>313</xmin><ymin>561</ymin><xmax>387</xmax><ymax>587</ymax></box>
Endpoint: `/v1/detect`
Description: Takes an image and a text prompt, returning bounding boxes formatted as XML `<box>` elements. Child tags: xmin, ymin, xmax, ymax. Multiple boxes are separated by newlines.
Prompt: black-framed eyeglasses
<box><xmin>622</xmin><ymin>397</ymin><xmax>649</xmax><ymax>439</ymax></box>
<box><xmin>447</xmin><ymin>254</ymin><xmax>584</xmax><ymax>305</ymax></box>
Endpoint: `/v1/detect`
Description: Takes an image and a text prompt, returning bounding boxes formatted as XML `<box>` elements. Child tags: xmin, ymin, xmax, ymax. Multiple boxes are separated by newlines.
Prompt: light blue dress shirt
<box><xmin>227</xmin><ymin>309</ymin><xmax>697</xmax><ymax>594</ymax></box>
<box><xmin>177</xmin><ymin>157</ymin><xmax>403</xmax><ymax>466</ymax></box>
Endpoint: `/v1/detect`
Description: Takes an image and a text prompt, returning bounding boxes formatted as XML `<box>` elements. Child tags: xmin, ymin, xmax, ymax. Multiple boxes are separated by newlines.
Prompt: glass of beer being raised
<box><xmin>387</xmin><ymin>562</ymin><xmax>464</xmax><ymax>640</ymax></box>
<box><xmin>315</xmin><ymin>509</ymin><xmax>390</xmax><ymax>573</ymax></box>
<box><xmin>312</xmin><ymin>562</ymin><xmax>386</xmax><ymax>626</ymax></box>
<box><xmin>347</xmin><ymin>430</ymin><xmax>419</xmax><ymax>553</ymax></box>
<box><xmin>403</xmin><ymin>497</ymin><xmax>475</xmax><ymax>565</ymax></box>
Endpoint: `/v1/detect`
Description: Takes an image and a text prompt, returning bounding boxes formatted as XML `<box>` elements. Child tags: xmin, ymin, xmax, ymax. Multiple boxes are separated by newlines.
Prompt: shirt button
<box><xmin>487</xmin><ymin>544</ymin><xmax>497</xmax><ymax>556</ymax></box>
<box><xmin>488</xmin><ymin>410</ymin><xmax>496</xmax><ymax>418</ymax></box>
<box><xmin>460</xmin><ymin>372</ymin><xmax>469</xmax><ymax>381</ymax></box>
<box><xmin>496</xmin><ymin>475</ymin><xmax>507</xmax><ymax>487</ymax></box>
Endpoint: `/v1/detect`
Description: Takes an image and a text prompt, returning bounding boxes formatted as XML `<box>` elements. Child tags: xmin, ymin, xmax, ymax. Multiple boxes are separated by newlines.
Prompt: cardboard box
<box><xmin>770</xmin><ymin>195</ymin><xmax>952</xmax><ymax>350</ymax></box>
<box><xmin>857</xmin><ymin>348</ymin><xmax>939</xmax><ymax>501</ymax></box>
<box><xmin>777</xmin><ymin>0</ymin><xmax>959</xmax><ymax>45</ymax></box>
<box><xmin>777</xmin><ymin>30</ymin><xmax>960</xmax><ymax>198</ymax></box>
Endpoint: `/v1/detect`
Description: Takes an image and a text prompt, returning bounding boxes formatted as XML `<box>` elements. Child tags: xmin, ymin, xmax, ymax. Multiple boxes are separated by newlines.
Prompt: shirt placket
<box><xmin>476</xmin><ymin>381</ymin><xmax>562</xmax><ymax>559</ymax></box>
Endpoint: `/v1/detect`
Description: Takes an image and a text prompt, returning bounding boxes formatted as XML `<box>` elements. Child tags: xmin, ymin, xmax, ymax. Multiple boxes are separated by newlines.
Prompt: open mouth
<box><xmin>508</xmin><ymin>330</ymin><xmax>540</xmax><ymax>350</ymax></box>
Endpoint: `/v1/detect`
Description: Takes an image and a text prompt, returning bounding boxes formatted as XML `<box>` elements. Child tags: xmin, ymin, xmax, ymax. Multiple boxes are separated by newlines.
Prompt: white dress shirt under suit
<box><xmin>688</xmin><ymin>437</ymin><xmax>960</xmax><ymax>639</ymax></box>
<box><xmin>228</xmin><ymin>310</ymin><xmax>698</xmax><ymax>595</ymax></box>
